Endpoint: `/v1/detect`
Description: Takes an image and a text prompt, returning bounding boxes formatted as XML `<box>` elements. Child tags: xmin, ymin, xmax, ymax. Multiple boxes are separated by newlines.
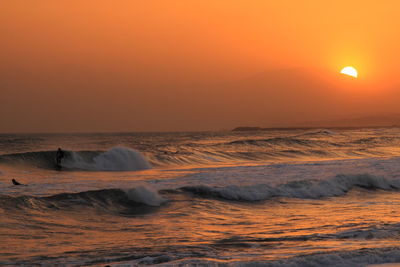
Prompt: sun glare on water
<box><xmin>340</xmin><ymin>66</ymin><xmax>358</xmax><ymax>78</ymax></box>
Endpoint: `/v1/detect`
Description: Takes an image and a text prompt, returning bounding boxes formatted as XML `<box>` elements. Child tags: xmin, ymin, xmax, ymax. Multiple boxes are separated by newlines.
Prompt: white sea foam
<box><xmin>181</xmin><ymin>173</ymin><xmax>400</xmax><ymax>201</ymax></box>
<box><xmin>64</xmin><ymin>147</ymin><xmax>151</xmax><ymax>171</ymax></box>
<box><xmin>124</xmin><ymin>185</ymin><xmax>167</xmax><ymax>206</ymax></box>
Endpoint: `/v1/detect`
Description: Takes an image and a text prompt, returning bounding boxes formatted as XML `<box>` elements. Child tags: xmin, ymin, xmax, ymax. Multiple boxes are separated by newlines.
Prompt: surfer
<box><xmin>56</xmin><ymin>148</ymin><xmax>65</xmax><ymax>167</ymax></box>
<box><xmin>12</xmin><ymin>179</ymin><xmax>23</xmax><ymax>186</ymax></box>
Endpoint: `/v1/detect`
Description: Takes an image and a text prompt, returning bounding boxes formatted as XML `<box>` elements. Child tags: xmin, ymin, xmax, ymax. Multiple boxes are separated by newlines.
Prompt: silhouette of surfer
<box><xmin>55</xmin><ymin>148</ymin><xmax>65</xmax><ymax>168</ymax></box>
<box><xmin>12</xmin><ymin>179</ymin><xmax>23</xmax><ymax>186</ymax></box>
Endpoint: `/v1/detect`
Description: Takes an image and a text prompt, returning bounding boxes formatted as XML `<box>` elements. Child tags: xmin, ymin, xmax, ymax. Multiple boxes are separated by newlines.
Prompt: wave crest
<box><xmin>0</xmin><ymin>185</ymin><xmax>166</xmax><ymax>215</ymax></box>
<box><xmin>181</xmin><ymin>174</ymin><xmax>400</xmax><ymax>201</ymax></box>
<box><xmin>0</xmin><ymin>147</ymin><xmax>151</xmax><ymax>171</ymax></box>
<box><xmin>63</xmin><ymin>147</ymin><xmax>151</xmax><ymax>171</ymax></box>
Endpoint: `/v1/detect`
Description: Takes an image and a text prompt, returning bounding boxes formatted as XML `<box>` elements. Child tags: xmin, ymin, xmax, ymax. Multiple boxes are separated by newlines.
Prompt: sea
<box><xmin>2</xmin><ymin>128</ymin><xmax>400</xmax><ymax>266</ymax></box>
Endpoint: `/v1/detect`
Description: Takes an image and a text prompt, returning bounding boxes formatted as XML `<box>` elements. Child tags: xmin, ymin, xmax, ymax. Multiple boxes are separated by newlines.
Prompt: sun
<box><xmin>340</xmin><ymin>66</ymin><xmax>358</xmax><ymax>78</ymax></box>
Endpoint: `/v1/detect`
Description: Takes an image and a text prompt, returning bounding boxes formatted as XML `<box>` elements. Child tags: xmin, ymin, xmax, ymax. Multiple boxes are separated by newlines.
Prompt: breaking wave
<box><xmin>0</xmin><ymin>147</ymin><xmax>151</xmax><ymax>171</ymax></box>
<box><xmin>0</xmin><ymin>185</ymin><xmax>166</xmax><ymax>215</ymax></box>
<box><xmin>181</xmin><ymin>173</ymin><xmax>400</xmax><ymax>201</ymax></box>
<box><xmin>63</xmin><ymin>147</ymin><xmax>151</xmax><ymax>171</ymax></box>
<box><xmin>2</xmin><ymin>131</ymin><xmax>400</xmax><ymax>170</ymax></box>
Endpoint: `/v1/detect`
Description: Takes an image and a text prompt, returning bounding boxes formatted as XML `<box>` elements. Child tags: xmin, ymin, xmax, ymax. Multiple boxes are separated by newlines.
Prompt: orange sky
<box><xmin>1</xmin><ymin>1</ymin><xmax>400</xmax><ymax>132</ymax></box>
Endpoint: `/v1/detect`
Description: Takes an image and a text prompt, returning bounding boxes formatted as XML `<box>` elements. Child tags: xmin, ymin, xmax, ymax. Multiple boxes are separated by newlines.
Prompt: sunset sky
<box><xmin>1</xmin><ymin>1</ymin><xmax>400</xmax><ymax>132</ymax></box>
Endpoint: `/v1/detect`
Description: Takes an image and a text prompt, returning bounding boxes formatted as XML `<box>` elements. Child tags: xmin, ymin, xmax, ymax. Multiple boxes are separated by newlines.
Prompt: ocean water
<box><xmin>2</xmin><ymin>129</ymin><xmax>400</xmax><ymax>266</ymax></box>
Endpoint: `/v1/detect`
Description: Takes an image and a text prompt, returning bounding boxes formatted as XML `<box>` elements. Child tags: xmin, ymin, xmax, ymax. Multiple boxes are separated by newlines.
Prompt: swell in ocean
<box><xmin>2</xmin><ymin>129</ymin><xmax>400</xmax><ymax>171</ymax></box>
<box><xmin>0</xmin><ymin>185</ymin><xmax>166</xmax><ymax>216</ymax></box>
<box><xmin>2</xmin><ymin>171</ymin><xmax>400</xmax><ymax>215</ymax></box>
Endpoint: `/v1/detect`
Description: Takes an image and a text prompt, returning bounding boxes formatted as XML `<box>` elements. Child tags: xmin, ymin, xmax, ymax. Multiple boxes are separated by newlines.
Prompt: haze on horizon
<box><xmin>1</xmin><ymin>1</ymin><xmax>400</xmax><ymax>133</ymax></box>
